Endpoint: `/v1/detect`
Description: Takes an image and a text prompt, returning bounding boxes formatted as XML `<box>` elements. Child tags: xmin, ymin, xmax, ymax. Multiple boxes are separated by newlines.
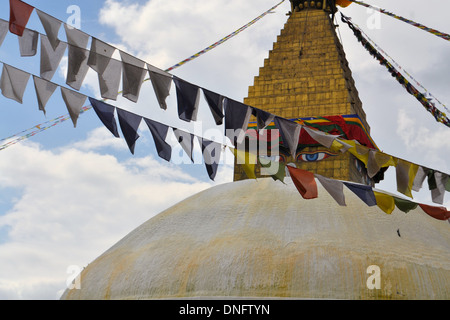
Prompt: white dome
<box><xmin>61</xmin><ymin>178</ymin><xmax>450</xmax><ymax>300</ymax></box>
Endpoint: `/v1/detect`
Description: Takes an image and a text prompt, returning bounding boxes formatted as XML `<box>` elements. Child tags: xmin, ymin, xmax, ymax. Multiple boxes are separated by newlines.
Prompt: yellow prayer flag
<box><xmin>231</xmin><ymin>147</ymin><xmax>257</xmax><ymax>179</ymax></box>
<box><xmin>374</xmin><ymin>191</ymin><xmax>395</xmax><ymax>214</ymax></box>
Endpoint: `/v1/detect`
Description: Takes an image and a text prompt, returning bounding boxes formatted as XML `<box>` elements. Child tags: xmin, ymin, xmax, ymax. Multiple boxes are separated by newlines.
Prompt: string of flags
<box><xmin>346</xmin><ymin>0</ymin><xmax>450</xmax><ymax>42</ymax></box>
<box><xmin>341</xmin><ymin>13</ymin><xmax>450</xmax><ymax>128</ymax></box>
<box><xmin>346</xmin><ymin>18</ymin><xmax>449</xmax><ymax>115</ymax></box>
<box><xmin>0</xmin><ymin>0</ymin><xmax>286</xmax><ymax>149</ymax></box>
<box><xmin>0</xmin><ymin>1</ymin><xmax>449</xmax><ymax>221</ymax></box>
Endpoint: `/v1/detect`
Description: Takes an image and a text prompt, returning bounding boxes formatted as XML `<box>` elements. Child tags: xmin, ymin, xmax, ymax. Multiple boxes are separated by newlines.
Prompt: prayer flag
<box><xmin>64</xmin><ymin>25</ymin><xmax>90</xmax><ymax>90</ymax></box>
<box><xmin>374</xmin><ymin>191</ymin><xmax>395</xmax><ymax>214</ymax></box>
<box><xmin>148</xmin><ymin>64</ymin><xmax>172</xmax><ymax>110</ymax></box>
<box><xmin>88</xmin><ymin>38</ymin><xmax>115</xmax><ymax>75</ymax></box>
<box><xmin>202</xmin><ymin>88</ymin><xmax>224</xmax><ymax>125</ymax></box>
<box><xmin>259</xmin><ymin>157</ymin><xmax>286</xmax><ymax>183</ymax></box>
<box><xmin>274</xmin><ymin>116</ymin><xmax>301</xmax><ymax>157</ymax></box>
<box><xmin>315</xmin><ymin>174</ymin><xmax>346</xmax><ymax>206</ymax></box>
<box><xmin>173</xmin><ymin>76</ymin><xmax>200</xmax><ymax>122</ymax></box>
<box><xmin>119</xmin><ymin>51</ymin><xmax>147</xmax><ymax>102</ymax></box>
<box><xmin>233</xmin><ymin>148</ymin><xmax>257</xmax><ymax>180</ymax></box>
<box><xmin>60</xmin><ymin>87</ymin><xmax>87</xmax><ymax>128</ymax></box>
<box><xmin>144</xmin><ymin>118</ymin><xmax>172</xmax><ymax>162</ymax></box>
<box><xmin>33</xmin><ymin>75</ymin><xmax>57</xmax><ymax>115</ymax></box>
<box><xmin>287</xmin><ymin>165</ymin><xmax>318</xmax><ymax>199</ymax></box>
<box><xmin>396</xmin><ymin>159</ymin><xmax>419</xmax><ymax>198</ymax></box>
<box><xmin>18</xmin><ymin>28</ymin><xmax>38</xmax><ymax>56</ymax></box>
<box><xmin>117</xmin><ymin>108</ymin><xmax>142</xmax><ymax>154</ymax></box>
<box><xmin>173</xmin><ymin>128</ymin><xmax>194</xmax><ymax>163</ymax></box>
<box><xmin>199</xmin><ymin>137</ymin><xmax>221</xmax><ymax>181</ymax></box>
<box><xmin>0</xmin><ymin>19</ymin><xmax>8</xmax><ymax>47</ymax></box>
<box><xmin>9</xmin><ymin>0</ymin><xmax>34</xmax><ymax>36</ymax></box>
<box><xmin>393</xmin><ymin>197</ymin><xmax>418</xmax><ymax>214</ymax></box>
<box><xmin>343</xmin><ymin>182</ymin><xmax>377</xmax><ymax>207</ymax></box>
<box><xmin>224</xmin><ymin>98</ymin><xmax>252</xmax><ymax>146</ymax></box>
<box><xmin>253</xmin><ymin>108</ymin><xmax>275</xmax><ymax>130</ymax></box>
<box><xmin>36</xmin><ymin>9</ymin><xmax>61</xmax><ymax>50</ymax></box>
<box><xmin>0</xmin><ymin>63</ymin><xmax>30</xmax><ymax>103</ymax></box>
<box><xmin>40</xmin><ymin>34</ymin><xmax>67</xmax><ymax>81</ymax></box>
<box><xmin>88</xmin><ymin>97</ymin><xmax>120</xmax><ymax>138</ymax></box>
<box><xmin>418</xmin><ymin>203</ymin><xmax>450</xmax><ymax>221</ymax></box>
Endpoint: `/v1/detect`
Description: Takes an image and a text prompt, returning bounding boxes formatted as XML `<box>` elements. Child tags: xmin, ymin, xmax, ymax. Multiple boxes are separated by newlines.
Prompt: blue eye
<box><xmin>297</xmin><ymin>151</ymin><xmax>335</xmax><ymax>162</ymax></box>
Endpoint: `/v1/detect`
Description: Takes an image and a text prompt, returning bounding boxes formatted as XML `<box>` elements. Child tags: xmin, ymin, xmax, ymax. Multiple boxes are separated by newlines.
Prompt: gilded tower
<box><xmin>234</xmin><ymin>0</ymin><xmax>375</xmax><ymax>184</ymax></box>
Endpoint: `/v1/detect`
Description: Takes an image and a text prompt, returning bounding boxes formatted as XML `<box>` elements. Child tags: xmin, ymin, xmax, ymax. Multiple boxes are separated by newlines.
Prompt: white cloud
<box><xmin>0</xmin><ymin>135</ymin><xmax>220</xmax><ymax>299</ymax></box>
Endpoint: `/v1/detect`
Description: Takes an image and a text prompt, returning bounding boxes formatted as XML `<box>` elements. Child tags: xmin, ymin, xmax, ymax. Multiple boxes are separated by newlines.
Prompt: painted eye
<box><xmin>297</xmin><ymin>151</ymin><xmax>333</xmax><ymax>162</ymax></box>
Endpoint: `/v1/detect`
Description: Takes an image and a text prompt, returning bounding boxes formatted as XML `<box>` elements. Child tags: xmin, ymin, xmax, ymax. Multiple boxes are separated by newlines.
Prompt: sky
<box><xmin>0</xmin><ymin>0</ymin><xmax>448</xmax><ymax>299</ymax></box>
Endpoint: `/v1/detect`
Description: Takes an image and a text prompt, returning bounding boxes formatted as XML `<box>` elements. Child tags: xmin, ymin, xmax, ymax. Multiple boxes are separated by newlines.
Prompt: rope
<box><xmin>0</xmin><ymin>1</ymin><xmax>286</xmax><ymax>151</ymax></box>
<box><xmin>341</xmin><ymin>13</ymin><xmax>450</xmax><ymax>128</ymax></box>
<box><xmin>347</xmin><ymin>0</ymin><xmax>450</xmax><ymax>42</ymax></box>
<box><xmin>345</xmin><ymin>17</ymin><xmax>449</xmax><ymax>115</ymax></box>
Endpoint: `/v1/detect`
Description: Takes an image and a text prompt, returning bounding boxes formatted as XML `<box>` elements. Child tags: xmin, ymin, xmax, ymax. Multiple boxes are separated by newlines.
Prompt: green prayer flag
<box><xmin>259</xmin><ymin>157</ymin><xmax>286</xmax><ymax>183</ymax></box>
<box><xmin>394</xmin><ymin>197</ymin><xmax>418</xmax><ymax>214</ymax></box>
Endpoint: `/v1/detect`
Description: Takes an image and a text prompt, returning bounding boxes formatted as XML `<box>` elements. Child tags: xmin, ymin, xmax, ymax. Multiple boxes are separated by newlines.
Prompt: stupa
<box><xmin>61</xmin><ymin>0</ymin><xmax>450</xmax><ymax>300</ymax></box>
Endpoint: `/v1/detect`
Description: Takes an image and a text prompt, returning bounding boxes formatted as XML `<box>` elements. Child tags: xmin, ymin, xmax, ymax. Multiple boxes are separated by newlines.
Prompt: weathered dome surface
<box><xmin>61</xmin><ymin>178</ymin><xmax>450</xmax><ymax>300</ymax></box>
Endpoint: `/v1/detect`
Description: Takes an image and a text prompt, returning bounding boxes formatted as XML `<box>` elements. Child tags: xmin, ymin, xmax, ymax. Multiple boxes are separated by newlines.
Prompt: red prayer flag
<box><xmin>287</xmin><ymin>165</ymin><xmax>318</xmax><ymax>199</ymax></box>
<box><xmin>418</xmin><ymin>203</ymin><xmax>450</xmax><ymax>221</ymax></box>
<box><xmin>9</xmin><ymin>0</ymin><xmax>34</xmax><ymax>36</ymax></box>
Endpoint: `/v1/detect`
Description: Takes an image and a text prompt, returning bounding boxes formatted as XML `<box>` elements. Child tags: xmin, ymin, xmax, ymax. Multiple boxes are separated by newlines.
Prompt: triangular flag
<box><xmin>36</xmin><ymin>9</ymin><xmax>61</xmax><ymax>50</ymax></box>
<box><xmin>173</xmin><ymin>76</ymin><xmax>200</xmax><ymax>122</ymax></box>
<box><xmin>393</xmin><ymin>197</ymin><xmax>418</xmax><ymax>214</ymax></box>
<box><xmin>33</xmin><ymin>75</ymin><xmax>57</xmax><ymax>115</ymax></box>
<box><xmin>9</xmin><ymin>0</ymin><xmax>34</xmax><ymax>36</ymax></box>
<box><xmin>117</xmin><ymin>108</ymin><xmax>142</xmax><ymax>154</ymax></box>
<box><xmin>0</xmin><ymin>19</ymin><xmax>9</xmax><ymax>47</ymax></box>
<box><xmin>396</xmin><ymin>159</ymin><xmax>419</xmax><ymax>198</ymax></box>
<box><xmin>119</xmin><ymin>51</ymin><xmax>147</xmax><ymax>102</ymax></box>
<box><xmin>303</xmin><ymin>126</ymin><xmax>338</xmax><ymax>148</ymax></box>
<box><xmin>418</xmin><ymin>203</ymin><xmax>450</xmax><ymax>221</ymax></box>
<box><xmin>64</xmin><ymin>25</ymin><xmax>90</xmax><ymax>90</ymax></box>
<box><xmin>173</xmin><ymin>128</ymin><xmax>194</xmax><ymax>163</ymax></box>
<box><xmin>224</xmin><ymin>98</ymin><xmax>252</xmax><ymax>146</ymax></box>
<box><xmin>202</xmin><ymin>88</ymin><xmax>224</xmax><ymax>125</ymax></box>
<box><xmin>374</xmin><ymin>191</ymin><xmax>395</xmax><ymax>214</ymax></box>
<box><xmin>148</xmin><ymin>64</ymin><xmax>172</xmax><ymax>110</ymax></box>
<box><xmin>97</xmin><ymin>59</ymin><xmax>122</xmax><ymax>101</ymax></box>
<box><xmin>18</xmin><ymin>28</ymin><xmax>38</xmax><ymax>57</ymax></box>
<box><xmin>144</xmin><ymin>118</ymin><xmax>172</xmax><ymax>162</ymax></box>
<box><xmin>287</xmin><ymin>165</ymin><xmax>318</xmax><ymax>199</ymax></box>
<box><xmin>88</xmin><ymin>97</ymin><xmax>120</xmax><ymax>138</ymax></box>
<box><xmin>253</xmin><ymin>108</ymin><xmax>275</xmax><ymax>130</ymax></box>
<box><xmin>343</xmin><ymin>182</ymin><xmax>377</xmax><ymax>207</ymax></box>
<box><xmin>40</xmin><ymin>34</ymin><xmax>67</xmax><ymax>81</ymax></box>
<box><xmin>88</xmin><ymin>38</ymin><xmax>115</xmax><ymax>75</ymax></box>
<box><xmin>60</xmin><ymin>87</ymin><xmax>86</xmax><ymax>128</ymax></box>
<box><xmin>232</xmin><ymin>148</ymin><xmax>257</xmax><ymax>179</ymax></box>
<box><xmin>260</xmin><ymin>157</ymin><xmax>286</xmax><ymax>183</ymax></box>
<box><xmin>199</xmin><ymin>137</ymin><xmax>221</xmax><ymax>181</ymax></box>
<box><xmin>0</xmin><ymin>63</ymin><xmax>30</xmax><ymax>103</ymax></box>
<box><xmin>315</xmin><ymin>174</ymin><xmax>346</xmax><ymax>206</ymax></box>
<box><xmin>274</xmin><ymin>117</ymin><xmax>301</xmax><ymax>157</ymax></box>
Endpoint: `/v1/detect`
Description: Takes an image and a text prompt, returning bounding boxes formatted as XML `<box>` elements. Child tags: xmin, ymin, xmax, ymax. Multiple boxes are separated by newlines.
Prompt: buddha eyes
<box><xmin>297</xmin><ymin>151</ymin><xmax>334</xmax><ymax>162</ymax></box>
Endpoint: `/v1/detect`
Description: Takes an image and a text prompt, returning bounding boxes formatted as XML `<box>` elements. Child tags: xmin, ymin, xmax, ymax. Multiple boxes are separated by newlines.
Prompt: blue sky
<box><xmin>0</xmin><ymin>0</ymin><xmax>449</xmax><ymax>299</ymax></box>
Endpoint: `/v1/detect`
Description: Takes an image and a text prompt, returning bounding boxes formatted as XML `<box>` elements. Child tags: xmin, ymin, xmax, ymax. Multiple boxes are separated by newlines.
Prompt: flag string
<box><xmin>347</xmin><ymin>0</ymin><xmax>450</xmax><ymax>42</ymax></box>
<box><xmin>0</xmin><ymin>0</ymin><xmax>286</xmax><ymax>150</ymax></box>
